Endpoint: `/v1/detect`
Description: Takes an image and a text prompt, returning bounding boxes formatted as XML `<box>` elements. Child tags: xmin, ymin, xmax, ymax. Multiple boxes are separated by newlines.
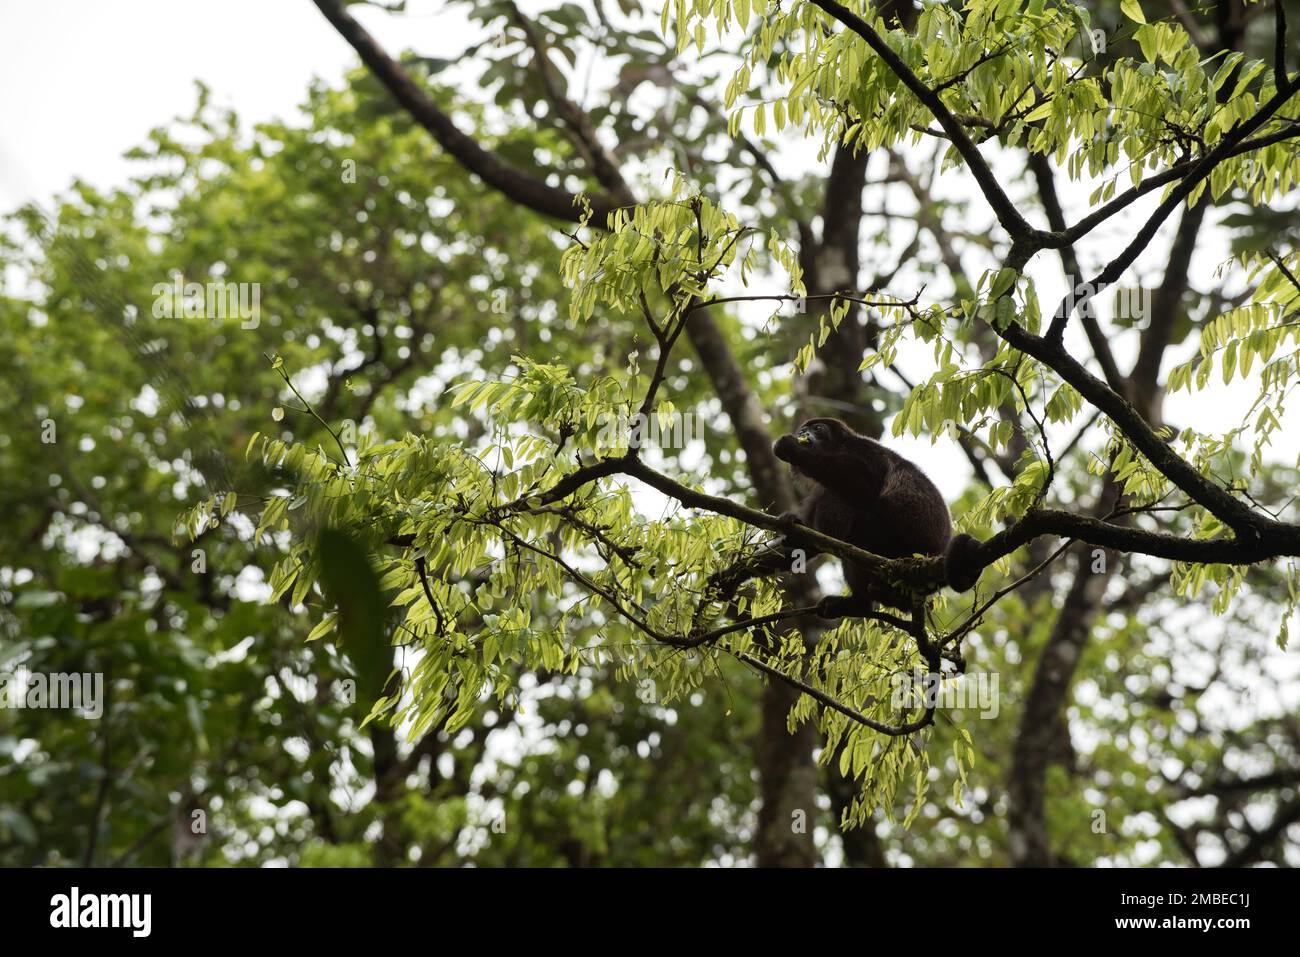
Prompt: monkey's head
<box><xmin>773</xmin><ymin>417</ymin><xmax>856</xmax><ymax>469</ymax></box>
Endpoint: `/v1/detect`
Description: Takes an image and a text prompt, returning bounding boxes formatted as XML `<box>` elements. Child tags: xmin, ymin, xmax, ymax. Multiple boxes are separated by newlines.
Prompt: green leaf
<box><xmin>317</xmin><ymin>528</ymin><xmax>392</xmax><ymax>708</ymax></box>
<box><xmin>989</xmin><ymin>267</ymin><xmax>1017</xmax><ymax>300</ymax></box>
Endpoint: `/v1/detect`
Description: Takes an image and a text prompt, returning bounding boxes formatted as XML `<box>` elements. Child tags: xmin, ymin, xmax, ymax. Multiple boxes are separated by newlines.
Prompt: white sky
<box><xmin>0</xmin><ymin>0</ymin><xmax>467</xmax><ymax>206</ymax></box>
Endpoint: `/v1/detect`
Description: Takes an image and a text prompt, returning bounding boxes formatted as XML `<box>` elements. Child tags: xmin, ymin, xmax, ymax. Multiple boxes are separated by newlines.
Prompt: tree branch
<box><xmin>1046</xmin><ymin>74</ymin><xmax>1300</xmax><ymax>342</ymax></box>
<box><xmin>996</xmin><ymin>322</ymin><xmax>1281</xmax><ymax>537</ymax></box>
<box><xmin>436</xmin><ymin>445</ymin><xmax>1300</xmax><ymax>602</ymax></box>
<box><xmin>1051</xmin><ymin>123</ymin><xmax>1300</xmax><ymax>250</ymax></box>
<box><xmin>734</xmin><ymin>649</ymin><xmax>935</xmax><ymax>737</ymax></box>
<box><xmin>312</xmin><ymin>0</ymin><xmax>623</xmax><ymax>223</ymax></box>
<box><xmin>806</xmin><ymin>0</ymin><xmax>1040</xmax><ymax>243</ymax></box>
<box><xmin>504</xmin><ymin>1</ymin><xmax>636</xmax><ymax>207</ymax></box>
<box><xmin>806</xmin><ymin>0</ymin><xmax>1039</xmax><ymax>242</ymax></box>
<box><xmin>1027</xmin><ymin>152</ymin><xmax>1127</xmax><ymax>394</ymax></box>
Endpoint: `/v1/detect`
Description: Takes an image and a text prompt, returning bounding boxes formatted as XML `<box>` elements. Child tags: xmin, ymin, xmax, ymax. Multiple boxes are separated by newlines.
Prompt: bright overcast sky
<box><xmin>0</xmin><ymin>0</ymin><xmax>475</xmax><ymax>208</ymax></box>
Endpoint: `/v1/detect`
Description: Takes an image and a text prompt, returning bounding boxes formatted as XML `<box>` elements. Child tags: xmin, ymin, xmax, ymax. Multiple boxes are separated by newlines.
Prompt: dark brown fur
<box><xmin>692</xmin><ymin>418</ymin><xmax>982</xmax><ymax>632</ymax></box>
<box><xmin>774</xmin><ymin>417</ymin><xmax>976</xmax><ymax>614</ymax></box>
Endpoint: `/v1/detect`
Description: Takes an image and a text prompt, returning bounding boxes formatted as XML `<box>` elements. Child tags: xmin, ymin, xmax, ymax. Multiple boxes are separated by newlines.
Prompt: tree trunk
<box><xmin>756</xmin><ymin>681</ymin><xmax>822</xmax><ymax>867</ymax></box>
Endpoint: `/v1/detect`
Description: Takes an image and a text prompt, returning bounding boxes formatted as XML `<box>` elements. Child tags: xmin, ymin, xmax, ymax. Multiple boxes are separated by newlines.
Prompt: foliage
<box><xmin>4</xmin><ymin>0</ymin><xmax>1300</xmax><ymax>866</ymax></box>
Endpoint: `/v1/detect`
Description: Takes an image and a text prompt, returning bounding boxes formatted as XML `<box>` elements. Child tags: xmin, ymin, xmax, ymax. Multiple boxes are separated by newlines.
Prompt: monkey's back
<box><xmin>876</xmin><ymin>452</ymin><xmax>953</xmax><ymax>557</ymax></box>
<box><xmin>800</xmin><ymin>442</ymin><xmax>952</xmax><ymax>559</ymax></box>
<box><xmin>774</xmin><ymin>419</ymin><xmax>958</xmax><ymax>609</ymax></box>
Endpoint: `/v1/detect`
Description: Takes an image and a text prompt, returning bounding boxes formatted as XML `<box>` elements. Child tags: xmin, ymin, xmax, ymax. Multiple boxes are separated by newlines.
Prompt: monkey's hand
<box><xmin>769</xmin><ymin>511</ymin><xmax>807</xmax><ymax>548</ymax></box>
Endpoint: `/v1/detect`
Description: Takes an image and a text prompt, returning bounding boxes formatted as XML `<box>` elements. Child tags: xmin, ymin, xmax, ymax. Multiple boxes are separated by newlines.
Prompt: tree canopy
<box><xmin>3</xmin><ymin>0</ymin><xmax>1299</xmax><ymax>867</ymax></box>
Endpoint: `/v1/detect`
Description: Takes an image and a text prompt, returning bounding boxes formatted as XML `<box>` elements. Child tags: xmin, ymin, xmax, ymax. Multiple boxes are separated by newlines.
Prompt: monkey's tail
<box><xmin>944</xmin><ymin>533</ymin><xmax>983</xmax><ymax>592</ymax></box>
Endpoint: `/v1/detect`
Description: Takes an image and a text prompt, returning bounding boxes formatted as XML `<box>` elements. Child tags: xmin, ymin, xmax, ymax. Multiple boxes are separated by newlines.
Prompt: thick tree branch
<box><xmin>806</xmin><ymin>0</ymin><xmax>1039</xmax><ymax>242</ymax></box>
<box><xmin>439</xmin><ymin>446</ymin><xmax>1300</xmax><ymax>602</ymax></box>
<box><xmin>505</xmin><ymin>1</ymin><xmax>636</xmax><ymax>207</ymax></box>
<box><xmin>312</xmin><ymin>0</ymin><xmax>622</xmax><ymax>223</ymax></box>
<box><xmin>996</xmin><ymin>322</ymin><xmax>1280</xmax><ymax>537</ymax></box>
<box><xmin>1027</xmin><ymin>152</ymin><xmax>1127</xmax><ymax>394</ymax></box>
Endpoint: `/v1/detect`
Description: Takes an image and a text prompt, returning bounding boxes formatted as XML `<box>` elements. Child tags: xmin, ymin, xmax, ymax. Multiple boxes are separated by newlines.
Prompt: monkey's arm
<box><xmin>773</xmin><ymin>434</ymin><xmax>890</xmax><ymax>505</ymax></box>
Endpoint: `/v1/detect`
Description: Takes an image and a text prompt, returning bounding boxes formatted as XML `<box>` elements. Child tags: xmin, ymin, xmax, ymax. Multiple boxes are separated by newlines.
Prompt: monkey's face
<box><xmin>773</xmin><ymin>417</ymin><xmax>851</xmax><ymax>466</ymax></box>
<box><xmin>795</xmin><ymin>419</ymin><xmax>845</xmax><ymax>447</ymax></box>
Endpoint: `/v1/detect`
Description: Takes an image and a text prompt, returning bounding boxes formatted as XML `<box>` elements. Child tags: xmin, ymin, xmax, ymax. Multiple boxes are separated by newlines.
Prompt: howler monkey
<box><xmin>772</xmin><ymin>417</ymin><xmax>981</xmax><ymax>616</ymax></box>
<box><xmin>692</xmin><ymin>417</ymin><xmax>982</xmax><ymax>629</ymax></box>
